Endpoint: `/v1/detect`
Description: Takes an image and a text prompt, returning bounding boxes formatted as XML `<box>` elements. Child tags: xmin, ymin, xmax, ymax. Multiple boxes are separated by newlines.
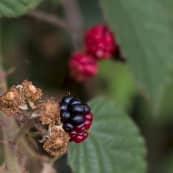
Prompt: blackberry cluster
<box><xmin>60</xmin><ymin>95</ymin><xmax>93</xmax><ymax>143</ymax></box>
<box><xmin>69</xmin><ymin>52</ymin><xmax>98</xmax><ymax>82</ymax></box>
<box><xmin>68</xmin><ymin>24</ymin><xmax>124</xmax><ymax>82</ymax></box>
<box><xmin>85</xmin><ymin>24</ymin><xmax>117</xmax><ymax>60</ymax></box>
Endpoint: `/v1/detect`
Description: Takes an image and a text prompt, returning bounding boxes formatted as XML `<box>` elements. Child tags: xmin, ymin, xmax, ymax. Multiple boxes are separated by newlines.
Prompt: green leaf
<box><xmin>79</xmin><ymin>0</ymin><xmax>103</xmax><ymax>27</ymax></box>
<box><xmin>0</xmin><ymin>20</ymin><xmax>27</xmax><ymax>53</ymax></box>
<box><xmin>100</xmin><ymin>0</ymin><xmax>173</xmax><ymax>114</ymax></box>
<box><xmin>160</xmin><ymin>153</ymin><xmax>173</xmax><ymax>173</ymax></box>
<box><xmin>0</xmin><ymin>0</ymin><xmax>43</xmax><ymax>17</ymax></box>
<box><xmin>68</xmin><ymin>97</ymin><xmax>146</xmax><ymax>173</ymax></box>
<box><xmin>98</xmin><ymin>60</ymin><xmax>136</xmax><ymax>110</ymax></box>
<box><xmin>155</xmin><ymin>69</ymin><xmax>173</xmax><ymax>123</ymax></box>
<box><xmin>50</xmin><ymin>0</ymin><xmax>59</xmax><ymax>5</ymax></box>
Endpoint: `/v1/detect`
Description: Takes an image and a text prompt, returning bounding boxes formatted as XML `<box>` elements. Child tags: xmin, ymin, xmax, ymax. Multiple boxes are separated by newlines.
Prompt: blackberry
<box><xmin>61</xmin><ymin>95</ymin><xmax>74</xmax><ymax>104</ymax></box>
<box><xmin>83</xmin><ymin>104</ymin><xmax>90</xmax><ymax>113</ymax></box>
<box><xmin>71</xmin><ymin>115</ymin><xmax>84</xmax><ymax>125</ymax></box>
<box><xmin>69</xmin><ymin>98</ymin><xmax>81</xmax><ymax>105</ymax></box>
<box><xmin>75</xmin><ymin>124</ymin><xmax>86</xmax><ymax>133</ymax></box>
<box><xmin>60</xmin><ymin>104</ymin><xmax>68</xmax><ymax>112</ymax></box>
<box><xmin>71</xmin><ymin>132</ymin><xmax>88</xmax><ymax>143</ymax></box>
<box><xmin>85</xmin><ymin>24</ymin><xmax>117</xmax><ymax>60</ymax></box>
<box><xmin>63</xmin><ymin>123</ymin><xmax>74</xmax><ymax>132</ymax></box>
<box><xmin>84</xmin><ymin>112</ymin><xmax>93</xmax><ymax>121</ymax></box>
<box><xmin>84</xmin><ymin>120</ymin><xmax>92</xmax><ymax>130</ymax></box>
<box><xmin>68</xmin><ymin>52</ymin><xmax>98</xmax><ymax>82</ymax></box>
<box><xmin>69</xmin><ymin>130</ymin><xmax>77</xmax><ymax>138</ymax></box>
<box><xmin>60</xmin><ymin>111</ymin><xmax>71</xmax><ymax>122</ymax></box>
<box><xmin>59</xmin><ymin>95</ymin><xmax>93</xmax><ymax>143</ymax></box>
<box><xmin>70</xmin><ymin>104</ymin><xmax>84</xmax><ymax>113</ymax></box>
<box><xmin>84</xmin><ymin>112</ymin><xmax>93</xmax><ymax>129</ymax></box>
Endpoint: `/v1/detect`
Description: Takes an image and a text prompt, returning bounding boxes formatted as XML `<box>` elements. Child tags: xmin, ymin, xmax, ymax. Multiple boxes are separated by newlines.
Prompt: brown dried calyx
<box><xmin>0</xmin><ymin>80</ymin><xmax>42</xmax><ymax>116</ymax></box>
<box><xmin>38</xmin><ymin>98</ymin><xmax>61</xmax><ymax>126</ymax></box>
<box><xmin>22</xmin><ymin>80</ymin><xmax>42</xmax><ymax>101</ymax></box>
<box><xmin>0</xmin><ymin>86</ymin><xmax>25</xmax><ymax>115</ymax></box>
<box><xmin>0</xmin><ymin>80</ymin><xmax>70</xmax><ymax>157</ymax></box>
<box><xmin>43</xmin><ymin>126</ymin><xmax>70</xmax><ymax>157</ymax></box>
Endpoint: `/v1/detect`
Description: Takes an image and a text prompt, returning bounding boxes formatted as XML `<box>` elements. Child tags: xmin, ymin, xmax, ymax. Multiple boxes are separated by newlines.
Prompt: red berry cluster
<box><xmin>85</xmin><ymin>24</ymin><xmax>117</xmax><ymax>59</ymax></box>
<box><xmin>69</xmin><ymin>24</ymin><xmax>120</xmax><ymax>82</ymax></box>
<box><xmin>60</xmin><ymin>95</ymin><xmax>93</xmax><ymax>143</ymax></box>
<box><xmin>69</xmin><ymin>52</ymin><xmax>98</xmax><ymax>82</ymax></box>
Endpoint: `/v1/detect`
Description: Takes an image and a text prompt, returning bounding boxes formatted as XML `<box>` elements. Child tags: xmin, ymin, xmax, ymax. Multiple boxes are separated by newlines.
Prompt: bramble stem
<box><xmin>28</xmin><ymin>10</ymin><xmax>67</xmax><ymax>29</ymax></box>
<box><xmin>61</xmin><ymin>0</ymin><xmax>84</xmax><ymax>49</ymax></box>
<box><xmin>0</xmin><ymin>23</ymin><xmax>23</xmax><ymax>172</ymax></box>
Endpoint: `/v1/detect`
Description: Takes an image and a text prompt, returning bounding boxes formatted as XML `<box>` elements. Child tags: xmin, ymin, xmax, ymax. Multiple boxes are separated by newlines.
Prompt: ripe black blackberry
<box><xmin>59</xmin><ymin>95</ymin><xmax>93</xmax><ymax>143</ymax></box>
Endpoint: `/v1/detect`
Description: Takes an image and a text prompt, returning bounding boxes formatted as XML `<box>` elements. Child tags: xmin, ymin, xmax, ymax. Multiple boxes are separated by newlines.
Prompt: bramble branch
<box><xmin>28</xmin><ymin>10</ymin><xmax>67</xmax><ymax>29</ymax></box>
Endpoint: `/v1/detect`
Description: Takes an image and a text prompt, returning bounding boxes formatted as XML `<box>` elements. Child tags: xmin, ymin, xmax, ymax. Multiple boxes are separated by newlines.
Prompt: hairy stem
<box><xmin>0</xmin><ymin>59</ymin><xmax>7</xmax><ymax>95</ymax></box>
<box><xmin>0</xmin><ymin>114</ymin><xmax>21</xmax><ymax>173</ymax></box>
<box><xmin>0</xmin><ymin>24</ymin><xmax>22</xmax><ymax>172</ymax></box>
<box><xmin>28</xmin><ymin>10</ymin><xmax>67</xmax><ymax>29</ymax></box>
<box><xmin>61</xmin><ymin>0</ymin><xmax>84</xmax><ymax>49</ymax></box>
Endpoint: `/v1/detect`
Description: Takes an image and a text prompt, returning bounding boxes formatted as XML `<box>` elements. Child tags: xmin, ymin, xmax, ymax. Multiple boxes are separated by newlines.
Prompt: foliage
<box><xmin>0</xmin><ymin>0</ymin><xmax>173</xmax><ymax>173</ymax></box>
<box><xmin>100</xmin><ymin>0</ymin><xmax>173</xmax><ymax>116</ymax></box>
<box><xmin>0</xmin><ymin>0</ymin><xmax>43</xmax><ymax>17</ymax></box>
<box><xmin>98</xmin><ymin>60</ymin><xmax>136</xmax><ymax>110</ymax></box>
<box><xmin>68</xmin><ymin>97</ymin><xmax>146</xmax><ymax>173</ymax></box>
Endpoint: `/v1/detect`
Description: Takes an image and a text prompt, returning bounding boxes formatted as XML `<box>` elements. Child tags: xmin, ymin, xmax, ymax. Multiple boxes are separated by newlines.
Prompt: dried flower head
<box><xmin>0</xmin><ymin>87</ymin><xmax>25</xmax><ymax>115</ymax></box>
<box><xmin>22</xmin><ymin>80</ymin><xmax>42</xmax><ymax>101</ymax></box>
<box><xmin>38</xmin><ymin>98</ymin><xmax>61</xmax><ymax>126</ymax></box>
<box><xmin>43</xmin><ymin>126</ymin><xmax>69</xmax><ymax>156</ymax></box>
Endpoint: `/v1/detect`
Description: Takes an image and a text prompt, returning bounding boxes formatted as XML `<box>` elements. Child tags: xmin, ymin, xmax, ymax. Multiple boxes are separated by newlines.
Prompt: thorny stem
<box><xmin>20</xmin><ymin>139</ymin><xmax>49</xmax><ymax>162</ymax></box>
<box><xmin>0</xmin><ymin>115</ymin><xmax>22</xmax><ymax>173</ymax></box>
<box><xmin>13</xmin><ymin>124</ymin><xmax>32</xmax><ymax>142</ymax></box>
<box><xmin>0</xmin><ymin>25</ymin><xmax>48</xmax><ymax>173</ymax></box>
<box><xmin>28</xmin><ymin>5</ymin><xmax>84</xmax><ymax>49</ymax></box>
<box><xmin>60</xmin><ymin>0</ymin><xmax>84</xmax><ymax>49</ymax></box>
<box><xmin>49</xmin><ymin>154</ymin><xmax>63</xmax><ymax>165</ymax></box>
<box><xmin>28</xmin><ymin>10</ymin><xmax>67</xmax><ymax>29</ymax></box>
<box><xmin>34</xmin><ymin>123</ymin><xmax>48</xmax><ymax>136</ymax></box>
<box><xmin>0</xmin><ymin>1</ymin><xmax>91</xmax><ymax>172</ymax></box>
<box><xmin>27</xmin><ymin>0</ymin><xmax>84</xmax><ymax>49</ymax></box>
<box><xmin>0</xmin><ymin>67</ymin><xmax>15</xmax><ymax>94</ymax></box>
<box><xmin>28</xmin><ymin>1</ymin><xmax>84</xmax><ymax>49</ymax></box>
<box><xmin>0</xmin><ymin>24</ymin><xmax>22</xmax><ymax>172</ymax></box>
<box><xmin>0</xmin><ymin>62</ymin><xmax>7</xmax><ymax>96</ymax></box>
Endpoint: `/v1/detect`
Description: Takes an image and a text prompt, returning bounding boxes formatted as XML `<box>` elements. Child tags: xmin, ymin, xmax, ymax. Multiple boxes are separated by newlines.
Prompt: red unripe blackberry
<box><xmin>85</xmin><ymin>24</ymin><xmax>117</xmax><ymax>60</ymax></box>
<box><xmin>84</xmin><ymin>112</ymin><xmax>93</xmax><ymax>130</ymax></box>
<box><xmin>69</xmin><ymin>130</ymin><xmax>77</xmax><ymax>139</ymax></box>
<box><xmin>84</xmin><ymin>112</ymin><xmax>93</xmax><ymax>121</ymax></box>
<box><xmin>84</xmin><ymin>120</ymin><xmax>92</xmax><ymax>130</ymax></box>
<box><xmin>75</xmin><ymin>124</ymin><xmax>86</xmax><ymax>133</ymax></box>
<box><xmin>69</xmin><ymin>52</ymin><xmax>98</xmax><ymax>82</ymax></box>
<box><xmin>83</xmin><ymin>104</ymin><xmax>90</xmax><ymax>113</ymax></box>
<box><xmin>70</xmin><ymin>132</ymin><xmax>88</xmax><ymax>143</ymax></box>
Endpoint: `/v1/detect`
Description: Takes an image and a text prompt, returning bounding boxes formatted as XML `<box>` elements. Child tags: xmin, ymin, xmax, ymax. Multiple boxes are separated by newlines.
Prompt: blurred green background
<box><xmin>1</xmin><ymin>0</ymin><xmax>173</xmax><ymax>173</ymax></box>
